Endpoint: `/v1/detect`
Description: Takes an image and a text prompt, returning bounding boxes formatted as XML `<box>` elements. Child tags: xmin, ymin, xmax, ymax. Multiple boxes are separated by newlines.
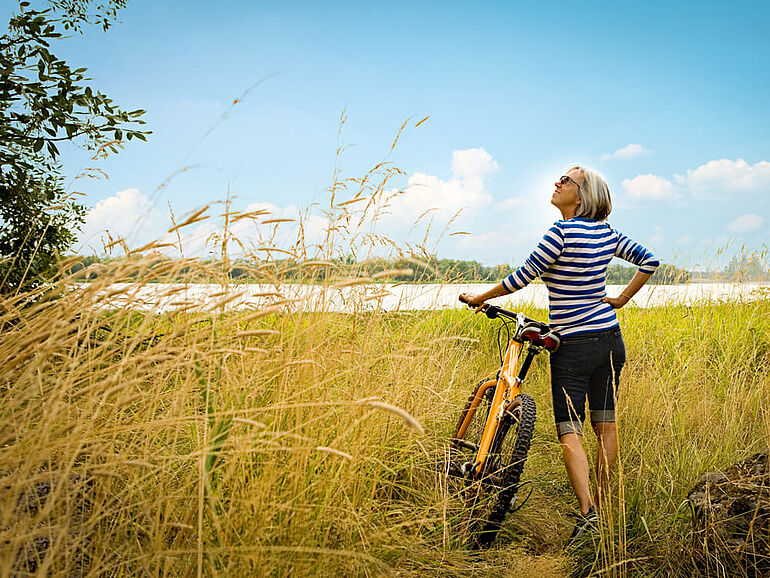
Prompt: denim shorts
<box><xmin>549</xmin><ymin>326</ymin><xmax>626</xmax><ymax>437</ymax></box>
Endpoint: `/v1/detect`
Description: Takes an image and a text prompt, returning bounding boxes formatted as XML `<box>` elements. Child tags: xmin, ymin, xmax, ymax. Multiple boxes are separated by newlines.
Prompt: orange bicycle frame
<box><xmin>454</xmin><ymin>339</ymin><xmax>524</xmax><ymax>476</ymax></box>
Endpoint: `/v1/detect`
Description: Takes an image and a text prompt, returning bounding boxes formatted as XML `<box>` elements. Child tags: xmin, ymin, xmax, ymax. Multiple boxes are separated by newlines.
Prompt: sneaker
<box><xmin>566</xmin><ymin>505</ymin><xmax>598</xmax><ymax>547</ymax></box>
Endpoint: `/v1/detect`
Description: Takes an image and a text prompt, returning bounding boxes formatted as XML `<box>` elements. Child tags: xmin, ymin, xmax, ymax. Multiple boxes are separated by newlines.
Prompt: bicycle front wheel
<box><xmin>464</xmin><ymin>393</ymin><xmax>536</xmax><ymax>549</ymax></box>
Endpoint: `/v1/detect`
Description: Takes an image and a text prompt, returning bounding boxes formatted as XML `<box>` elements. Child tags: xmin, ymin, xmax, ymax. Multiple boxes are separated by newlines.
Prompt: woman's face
<box><xmin>551</xmin><ymin>168</ymin><xmax>583</xmax><ymax>215</ymax></box>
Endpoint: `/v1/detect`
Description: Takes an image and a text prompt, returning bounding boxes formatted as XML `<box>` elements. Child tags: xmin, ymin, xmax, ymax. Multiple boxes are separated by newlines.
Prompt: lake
<box><xmin>83</xmin><ymin>282</ymin><xmax>770</xmax><ymax>313</ymax></box>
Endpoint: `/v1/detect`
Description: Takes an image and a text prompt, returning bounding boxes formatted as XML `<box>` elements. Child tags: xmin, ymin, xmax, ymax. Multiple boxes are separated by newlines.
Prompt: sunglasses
<box><xmin>558</xmin><ymin>175</ymin><xmax>580</xmax><ymax>187</ymax></box>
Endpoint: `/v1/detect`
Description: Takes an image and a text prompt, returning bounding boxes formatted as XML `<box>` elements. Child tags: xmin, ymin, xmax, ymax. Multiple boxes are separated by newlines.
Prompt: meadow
<box><xmin>2</xmin><ymin>153</ymin><xmax>769</xmax><ymax>577</ymax></box>
<box><xmin>1</xmin><ymin>251</ymin><xmax>768</xmax><ymax>577</ymax></box>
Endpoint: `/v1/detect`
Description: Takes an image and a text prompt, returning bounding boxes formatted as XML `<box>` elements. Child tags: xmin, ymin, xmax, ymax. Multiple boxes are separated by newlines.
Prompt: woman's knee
<box><xmin>591</xmin><ymin>420</ymin><xmax>617</xmax><ymax>438</ymax></box>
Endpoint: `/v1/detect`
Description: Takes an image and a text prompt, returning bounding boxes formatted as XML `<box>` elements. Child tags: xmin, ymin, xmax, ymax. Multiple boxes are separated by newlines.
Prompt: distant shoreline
<box><xmin>77</xmin><ymin>282</ymin><xmax>770</xmax><ymax>313</ymax></box>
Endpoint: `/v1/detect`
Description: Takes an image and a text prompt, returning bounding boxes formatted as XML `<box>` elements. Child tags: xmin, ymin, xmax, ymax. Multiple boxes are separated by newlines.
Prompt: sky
<box><xmin>7</xmin><ymin>0</ymin><xmax>770</xmax><ymax>268</ymax></box>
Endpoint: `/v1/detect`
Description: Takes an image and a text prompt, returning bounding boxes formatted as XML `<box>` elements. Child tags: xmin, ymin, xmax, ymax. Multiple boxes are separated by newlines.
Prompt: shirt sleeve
<box><xmin>502</xmin><ymin>224</ymin><xmax>565</xmax><ymax>292</ymax></box>
<box><xmin>613</xmin><ymin>230</ymin><xmax>660</xmax><ymax>275</ymax></box>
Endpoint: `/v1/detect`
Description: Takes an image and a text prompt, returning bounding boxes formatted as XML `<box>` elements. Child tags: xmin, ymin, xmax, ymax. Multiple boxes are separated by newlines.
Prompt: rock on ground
<box><xmin>688</xmin><ymin>450</ymin><xmax>770</xmax><ymax>577</ymax></box>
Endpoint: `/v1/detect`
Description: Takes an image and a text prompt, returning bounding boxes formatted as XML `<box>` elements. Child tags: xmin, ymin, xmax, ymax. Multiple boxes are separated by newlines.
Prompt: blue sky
<box><xmin>9</xmin><ymin>1</ymin><xmax>769</xmax><ymax>268</ymax></box>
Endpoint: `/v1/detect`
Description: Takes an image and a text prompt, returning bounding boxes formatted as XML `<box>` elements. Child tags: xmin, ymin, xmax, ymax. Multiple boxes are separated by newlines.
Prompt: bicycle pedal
<box><xmin>461</xmin><ymin>461</ymin><xmax>475</xmax><ymax>476</ymax></box>
<box><xmin>452</xmin><ymin>438</ymin><xmax>479</xmax><ymax>452</ymax></box>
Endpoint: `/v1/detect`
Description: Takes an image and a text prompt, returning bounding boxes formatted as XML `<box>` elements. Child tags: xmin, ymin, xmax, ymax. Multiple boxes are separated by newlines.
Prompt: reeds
<box><xmin>1</xmin><ymin>150</ymin><xmax>768</xmax><ymax>576</ymax></box>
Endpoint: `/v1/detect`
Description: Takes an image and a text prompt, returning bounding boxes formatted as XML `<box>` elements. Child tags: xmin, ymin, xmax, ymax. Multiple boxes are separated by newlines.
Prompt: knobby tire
<box><xmin>465</xmin><ymin>393</ymin><xmax>536</xmax><ymax>549</ymax></box>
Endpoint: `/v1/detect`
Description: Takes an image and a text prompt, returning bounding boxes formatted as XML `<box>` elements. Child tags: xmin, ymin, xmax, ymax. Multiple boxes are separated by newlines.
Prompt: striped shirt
<box><xmin>502</xmin><ymin>217</ymin><xmax>659</xmax><ymax>336</ymax></box>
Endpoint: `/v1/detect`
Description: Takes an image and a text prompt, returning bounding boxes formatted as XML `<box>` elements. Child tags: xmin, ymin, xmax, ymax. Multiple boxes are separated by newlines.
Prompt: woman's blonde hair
<box><xmin>570</xmin><ymin>166</ymin><xmax>612</xmax><ymax>221</ymax></box>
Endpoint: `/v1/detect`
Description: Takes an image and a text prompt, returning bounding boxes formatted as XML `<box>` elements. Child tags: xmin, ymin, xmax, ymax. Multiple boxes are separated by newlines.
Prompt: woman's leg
<box><xmin>550</xmin><ymin>336</ymin><xmax>599</xmax><ymax>516</ymax></box>
<box><xmin>559</xmin><ymin>432</ymin><xmax>594</xmax><ymax>515</ymax></box>
<box><xmin>587</xmin><ymin>330</ymin><xmax>624</xmax><ymax>504</ymax></box>
<box><xmin>592</xmin><ymin>421</ymin><xmax>618</xmax><ymax>501</ymax></box>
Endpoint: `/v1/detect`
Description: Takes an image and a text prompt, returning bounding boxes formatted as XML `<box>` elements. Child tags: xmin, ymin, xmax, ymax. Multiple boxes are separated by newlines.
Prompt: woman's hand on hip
<box><xmin>602</xmin><ymin>295</ymin><xmax>629</xmax><ymax>309</ymax></box>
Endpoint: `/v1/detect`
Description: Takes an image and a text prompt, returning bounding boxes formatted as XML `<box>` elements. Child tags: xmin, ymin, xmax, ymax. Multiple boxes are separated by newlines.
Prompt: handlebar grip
<box><xmin>459</xmin><ymin>294</ymin><xmax>496</xmax><ymax>317</ymax></box>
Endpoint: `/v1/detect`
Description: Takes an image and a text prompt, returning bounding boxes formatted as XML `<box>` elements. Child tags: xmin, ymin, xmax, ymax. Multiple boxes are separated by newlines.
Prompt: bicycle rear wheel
<box><xmin>464</xmin><ymin>393</ymin><xmax>536</xmax><ymax>549</ymax></box>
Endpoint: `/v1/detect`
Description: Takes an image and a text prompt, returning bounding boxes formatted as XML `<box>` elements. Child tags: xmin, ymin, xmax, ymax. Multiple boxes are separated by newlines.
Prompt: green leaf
<box><xmin>0</xmin><ymin>1</ymin><xmax>147</xmax><ymax>295</ymax></box>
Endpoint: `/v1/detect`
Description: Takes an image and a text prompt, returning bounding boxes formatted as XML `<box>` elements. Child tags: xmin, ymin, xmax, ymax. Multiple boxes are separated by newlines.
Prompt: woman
<box><xmin>460</xmin><ymin>166</ymin><xmax>658</xmax><ymax>545</ymax></box>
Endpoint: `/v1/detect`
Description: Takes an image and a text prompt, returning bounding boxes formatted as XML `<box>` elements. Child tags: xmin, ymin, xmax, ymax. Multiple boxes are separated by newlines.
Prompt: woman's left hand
<box><xmin>602</xmin><ymin>295</ymin><xmax>629</xmax><ymax>309</ymax></box>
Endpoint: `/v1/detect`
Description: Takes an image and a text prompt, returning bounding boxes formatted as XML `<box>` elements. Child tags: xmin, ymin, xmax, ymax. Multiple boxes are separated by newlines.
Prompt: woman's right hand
<box><xmin>459</xmin><ymin>292</ymin><xmax>488</xmax><ymax>313</ymax></box>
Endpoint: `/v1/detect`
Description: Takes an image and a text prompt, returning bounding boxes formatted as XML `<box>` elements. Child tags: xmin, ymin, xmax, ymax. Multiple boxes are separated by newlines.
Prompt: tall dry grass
<box><xmin>0</xmin><ymin>254</ymin><xmax>573</xmax><ymax>576</ymax></box>
<box><xmin>1</xmin><ymin>143</ymin><xmax>768</xmax><ymax>576</ymax></box>
<box><xmin>3</xmin><ymin>262</ymin><xmax>767</xmax><ymax>577</ymax></box>
<box><xmin>0</xmin><ymin>146</ymin><xmax>569</xmax><ymax>577</ymax></box>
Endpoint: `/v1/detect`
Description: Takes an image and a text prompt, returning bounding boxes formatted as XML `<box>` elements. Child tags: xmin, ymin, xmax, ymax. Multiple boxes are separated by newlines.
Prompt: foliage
<box><xmin>354</xmin><ymin>257</ymin><xmax>518</xmax><ymax>283</ymax></box>
<box><xmin>70</xmin><ymin>254</ymin><xmax>699</xmax><ymax>286</ymax></box>
<box><xmin>0</xmin><ymin>1</ymin><xmax>148</xmax><ymax>294</ymax></box>
<box><xmin>607</xmin><ymin>261</ymin><xmax>690</xmax><ymax>285</ymax></box>
<box><xmin>66</xmin><ymin>254</ymin><xmax>519</xmax><ymax>284</ymax></box>
<box><xmin>722</xmin><ymin>254</ymin><xmax>770</xmax><ymax>282</ymax></box>
<box><xmin>49</xmin><ymin>0</ymin><xmax>127</xmax><ymax>32</ymax></box>
<box><xmin>650</xmin><ymin>263</ymin><xmax>691</xmax><ymax>284</ymax></box>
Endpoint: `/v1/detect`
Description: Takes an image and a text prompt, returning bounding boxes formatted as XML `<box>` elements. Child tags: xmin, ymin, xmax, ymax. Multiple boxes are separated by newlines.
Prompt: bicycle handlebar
<box><xmin>458</xmin><ymin>294</ymin><xmax>560</xmax><ymax>351</ymax></box>
<box><xmin>458</xmin><ymin>294</ymin><xmax>536</xmax><ymax>324</ymax></box>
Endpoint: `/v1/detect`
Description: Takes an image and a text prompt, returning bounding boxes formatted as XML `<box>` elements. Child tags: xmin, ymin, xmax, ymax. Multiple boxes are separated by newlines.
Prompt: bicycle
<box><xmin>447</xmin><ymin>295</ymin><xmax>561</xmax><ymax>549</ymax></box>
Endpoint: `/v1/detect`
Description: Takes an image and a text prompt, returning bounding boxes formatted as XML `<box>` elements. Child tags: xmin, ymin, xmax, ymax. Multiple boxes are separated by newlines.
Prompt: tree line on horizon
<box><xmin>64</xmin><ymin>254</ymin><xmax>770</xmax><ymax>285</ymax></box>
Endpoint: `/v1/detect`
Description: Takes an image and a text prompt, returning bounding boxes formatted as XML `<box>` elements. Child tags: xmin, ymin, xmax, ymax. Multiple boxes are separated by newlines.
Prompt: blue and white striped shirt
<box><xmin>502</xmin><ymin>218</ymin><xmax>659</xmax><ymax>336</ymax></box>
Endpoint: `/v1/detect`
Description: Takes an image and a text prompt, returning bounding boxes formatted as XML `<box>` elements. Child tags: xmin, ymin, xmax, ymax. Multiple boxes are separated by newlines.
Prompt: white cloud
<box><xmin>621</xmin><ymin>174</ymin><xmax>676</xmax><ymax>200</ymax></box>
<box><xmin>675</xmin><ymin>158</ymin><xmax>770</xmax><ymax>197</ymax></box>
<box><xmin>497</xmin><ymin>196</ymin><xmax>525</xmax><ymax>210</ymax></box>
<box><xmin>618</xmin><ymin>158</ymin><xmax>770</xmax><ymax>206</ymax></box>
<box><xmin>648</xmin><ymin>225</ymin><xmax>664</xmax><ymax>249</ymax></box>
<box><xmin>364</xmin><ymin>147</ymin><xmax>565</xmax><ymax>264</ymax></box>
<box><xmin>451</xmin><ymin>147</ymin><xmax>499</xmax><ymax>179</ymax></box>
<box><xmin>456</xmin><ymin>231</ymin><xmax>513</xmax><ymax>252</ymax></box>
<box><xmin>77</xmin><ymin>188</ymin><xmax>162</xmax><ymax>252</ymax></box>
<box><xmin>600</xmin><ymin>143</ymin><xmax>650</xmax><ymax>161</ymax></box>
<box><xmin>385</xmin><ymin>147</ymin><xmax>497</xmax><ymax>224</ymax></box>
<box><xmin>727</xmin><ymin>214</ymin><xmax>764</xmax><ymax>233</ymax></box>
